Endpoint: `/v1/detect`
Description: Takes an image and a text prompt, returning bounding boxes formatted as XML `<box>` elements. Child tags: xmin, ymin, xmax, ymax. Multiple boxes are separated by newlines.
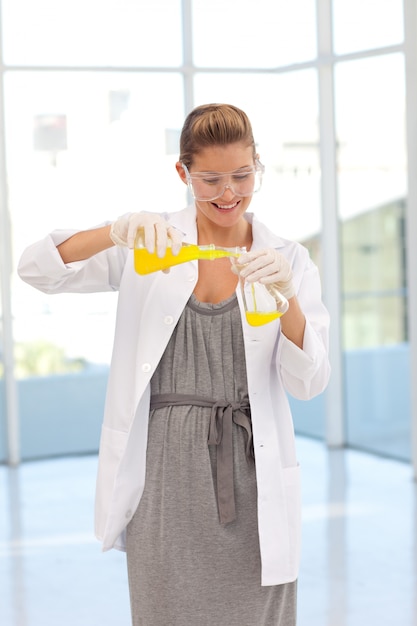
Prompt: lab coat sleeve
<box><xmin>277</xmin><ymin>254</ymin><xmax>331</xmax><ymax>400</ymax></box>
<box><xmin>17</xmin><ymin>227</ymin><xmax>128</xmax><ymax>294</ymax></box>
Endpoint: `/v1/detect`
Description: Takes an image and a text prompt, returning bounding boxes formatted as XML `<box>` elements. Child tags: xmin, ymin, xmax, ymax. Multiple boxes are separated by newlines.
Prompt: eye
<box><xmin>232</xmin><ymin>170</ymin><xmax>253</xmax><ymax>181</ymax></box>
<box><xmin>202</xmin><ymin>177</ymin><xmax>221</xmax><ymax>185</ymax></box>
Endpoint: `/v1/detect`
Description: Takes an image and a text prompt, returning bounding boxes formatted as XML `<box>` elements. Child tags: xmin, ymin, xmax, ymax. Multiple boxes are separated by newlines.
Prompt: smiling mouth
<box><xmin>212</xmin><ymin>200</ymin><xmax>240</xmax><ymax>210</ymax></box>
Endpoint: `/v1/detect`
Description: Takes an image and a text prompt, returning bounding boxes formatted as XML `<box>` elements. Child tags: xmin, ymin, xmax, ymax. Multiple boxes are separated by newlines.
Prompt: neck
<box><xmin>196</xmin><ymin>218</ymin><xmax>252</xmax><ymax>250</ymax></box>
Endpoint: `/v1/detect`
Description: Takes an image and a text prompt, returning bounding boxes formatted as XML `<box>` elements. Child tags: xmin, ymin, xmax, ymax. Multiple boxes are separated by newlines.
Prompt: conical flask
<box><xmin>239</xmin><ymin>275</ymin><xmax>289</xmax><ymax>326</ymax></box>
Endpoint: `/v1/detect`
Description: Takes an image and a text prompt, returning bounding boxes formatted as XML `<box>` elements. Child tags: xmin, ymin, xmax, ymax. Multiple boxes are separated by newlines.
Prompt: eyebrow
<box><xmin>192</xmin><ymin>165</ymin><xmax>255</xmax><ymax>175</ymax></box>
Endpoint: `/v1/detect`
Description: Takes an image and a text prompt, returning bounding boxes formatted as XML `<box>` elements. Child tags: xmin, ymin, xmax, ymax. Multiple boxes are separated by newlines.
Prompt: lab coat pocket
<box><xmin>283</xmin><ymin>463</ymin><xmax>302</xmax><ymax>579</ymax></box>
<box><xmin>95</xmin><ymin>425</ymin><xmax>128</xmax><ymax>542</ymax></box>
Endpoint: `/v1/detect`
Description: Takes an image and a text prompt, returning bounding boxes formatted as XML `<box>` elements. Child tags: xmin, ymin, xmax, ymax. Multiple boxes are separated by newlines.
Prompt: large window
<box><xmin>335</xmin><ymin>52</ymin><xmax>408</xmax><ymax>459</ymax></box>
<box><xmin>192</xmin><ymin>0</ymin><xmax>317</xmax><ymax>67</ymax></box>
<box><xmin>0</xmin><ymin>0</ymin><xmax>414</xmax><ymax>465</ymax></box>
<box><xmin>332</xmin><ymin>0</ymin><xmax>404</xmax><ymax>54</ymax></box>
<box><xmin>2</xmin><ymin>0</ymin><xmax>183</xmax><ymax>67</ymax></box>
<box><xmin>7</xmin><ymin>71</ymin><xmax>184</xmax><ymax>459</ymax></box>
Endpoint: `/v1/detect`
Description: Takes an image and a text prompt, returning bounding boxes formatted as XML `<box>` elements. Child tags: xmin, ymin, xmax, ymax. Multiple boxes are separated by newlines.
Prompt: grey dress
<box><xmin>126</xmin><ymin>294</ymin><xmax>296</xmax><ymax>626</ymax></box>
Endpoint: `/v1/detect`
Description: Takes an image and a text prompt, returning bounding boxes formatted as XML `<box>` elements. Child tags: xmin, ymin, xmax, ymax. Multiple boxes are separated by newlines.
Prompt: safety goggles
<box><xmin>181</xmin><ymin>160</ymin><xmax>265</xmax><ymax>202</ymax></box>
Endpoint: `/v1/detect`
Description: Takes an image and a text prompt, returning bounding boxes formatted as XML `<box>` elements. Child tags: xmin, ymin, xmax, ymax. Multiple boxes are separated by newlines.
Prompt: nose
<box><xmin>218</xmin><ymin>184</ymin><xmax>236</xmax><ymax>201</ymax></box>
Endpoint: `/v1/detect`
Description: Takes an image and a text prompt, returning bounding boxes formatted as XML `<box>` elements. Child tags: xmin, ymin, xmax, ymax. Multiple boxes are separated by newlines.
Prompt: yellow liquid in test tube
<box><xmin>134</xmin><ymin>243</ymin><xmax>242</xmax><ymax>275</ymax></box>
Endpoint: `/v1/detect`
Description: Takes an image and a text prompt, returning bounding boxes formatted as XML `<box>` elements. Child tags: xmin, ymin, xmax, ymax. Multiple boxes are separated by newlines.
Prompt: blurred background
<box><xmin>0</xmin><ymin>0</ymin><xmax>416</xmax><ymax>624</ymax></box>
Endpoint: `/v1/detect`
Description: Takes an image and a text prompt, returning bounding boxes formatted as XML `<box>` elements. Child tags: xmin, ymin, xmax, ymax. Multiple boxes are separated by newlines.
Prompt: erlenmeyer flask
<box><xmin>240</xmin><ymin>277</ymin><xmax>289</xmax><ymax>326</ymax></box>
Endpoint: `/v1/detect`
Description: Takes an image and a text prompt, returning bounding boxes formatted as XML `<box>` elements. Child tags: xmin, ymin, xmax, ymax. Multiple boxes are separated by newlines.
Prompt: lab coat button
<box><xmin>142</xmin><ymin>363</ymin><xmax>151</xmax><ymax>373</ymax></box>
<box><xmin>125</xmin><ymin>509</ymin><xmax>132</xmax><ymax>519</ymax></box>
<box><xmin>164</xmin><ymin>315</ymin><xmax>174</xmax><ymax>325</ymax></box>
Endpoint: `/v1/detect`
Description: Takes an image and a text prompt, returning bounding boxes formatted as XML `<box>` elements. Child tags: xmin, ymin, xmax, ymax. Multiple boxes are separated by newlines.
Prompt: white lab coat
<box><xmin>18</xmin><ymin>205</ymin><xmax>330</xmax><ymax>586</ymax></box>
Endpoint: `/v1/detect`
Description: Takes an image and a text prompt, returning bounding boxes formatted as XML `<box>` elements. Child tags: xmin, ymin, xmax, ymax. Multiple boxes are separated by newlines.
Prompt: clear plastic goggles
<box><xmin>181</xmin><ymin>160</ymin><xmax>265</xmax><ymax>202</ymax></box>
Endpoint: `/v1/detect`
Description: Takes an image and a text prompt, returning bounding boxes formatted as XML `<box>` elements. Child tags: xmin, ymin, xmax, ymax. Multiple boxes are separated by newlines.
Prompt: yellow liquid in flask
<box><xmin>245</xmin><ymin>311</ymin><xmax>282</xmax><ymax>326</ymax></box>
<box><xmin>134</xmin><ymin>243</ymin><xmax>242</xmax><ymax>275</ymax></box>
<box><xmin>242</xmin><ymin>283</ymin><xmax>287</xmax><ymax>326</ymax></box>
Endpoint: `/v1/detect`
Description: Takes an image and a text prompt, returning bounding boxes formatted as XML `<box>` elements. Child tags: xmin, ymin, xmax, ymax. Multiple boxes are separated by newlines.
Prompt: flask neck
<box><xmin>198</xmin><ymin>244</ymin><xmax>246</xmax><ymax>255</ymax></box>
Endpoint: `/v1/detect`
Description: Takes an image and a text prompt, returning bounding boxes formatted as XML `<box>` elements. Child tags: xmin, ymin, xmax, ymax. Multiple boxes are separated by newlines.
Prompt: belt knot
<box><xmin>150</xmin><ymin>393</ymin><xmax>253</xmax><ymax>524</ymax></box>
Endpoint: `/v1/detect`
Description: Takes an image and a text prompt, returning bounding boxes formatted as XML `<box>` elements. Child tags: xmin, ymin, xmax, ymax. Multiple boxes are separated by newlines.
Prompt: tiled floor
<box><xmin>1</xmin><ymin>436</ymin><xmax>416</xmax><ymax>625</ymax></box>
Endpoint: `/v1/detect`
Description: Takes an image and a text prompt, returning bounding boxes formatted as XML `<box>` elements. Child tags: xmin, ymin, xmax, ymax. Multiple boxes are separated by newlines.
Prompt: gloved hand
<box><xmin>110</xmin><ymin>212</ymin><xmax>184</xmax><ymax>257</ymax></box>
<box><xmin>232</xmin><ymin>248</ymin><xmax>295</xmax><ymax>300</ymax></box>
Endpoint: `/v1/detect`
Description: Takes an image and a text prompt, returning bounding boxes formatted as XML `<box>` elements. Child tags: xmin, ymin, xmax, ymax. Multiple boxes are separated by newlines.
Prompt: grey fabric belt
<box><xmin>150</xmin><ymin>393</ymin><xmax>253</xmax><ymax>525</ymax></box>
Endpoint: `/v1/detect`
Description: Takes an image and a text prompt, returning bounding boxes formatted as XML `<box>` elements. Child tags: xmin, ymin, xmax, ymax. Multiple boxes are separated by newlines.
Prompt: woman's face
<box><xmin>176</xmin><ymin>142</ymin><xmax>257</xmax><ymax>231</ymax></box>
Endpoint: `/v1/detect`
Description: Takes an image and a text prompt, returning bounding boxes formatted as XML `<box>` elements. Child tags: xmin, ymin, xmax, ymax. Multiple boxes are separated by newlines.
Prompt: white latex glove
<box><xmin>110</xmin><ymin>212</ymin><xmax>183</xmax><ymax>256</ymax></box>
<box><xmin>232</xmin><ymin>248</ymin><xmax>295</xmax><ymax>300</ymax></box>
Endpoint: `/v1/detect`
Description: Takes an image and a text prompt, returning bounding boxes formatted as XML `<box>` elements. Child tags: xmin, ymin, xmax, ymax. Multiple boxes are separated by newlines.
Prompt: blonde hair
<box><xmin>179</xmin><ymin>103</ymin><xmax>256</xmax><ymax>168</ymax></box>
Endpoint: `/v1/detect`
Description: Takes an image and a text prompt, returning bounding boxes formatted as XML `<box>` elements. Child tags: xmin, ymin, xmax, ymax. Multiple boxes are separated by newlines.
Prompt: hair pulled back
<box><xmin>179</xmin><ymin>103</ymin><xmax>256</xmax><ymax>168</ymax></box>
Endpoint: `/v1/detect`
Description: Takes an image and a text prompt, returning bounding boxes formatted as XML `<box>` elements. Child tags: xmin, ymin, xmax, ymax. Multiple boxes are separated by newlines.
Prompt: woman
<box><xmin>18</xmin><ymin>103</ymin><xmax>330</xmax><ymax>625</ymax></box>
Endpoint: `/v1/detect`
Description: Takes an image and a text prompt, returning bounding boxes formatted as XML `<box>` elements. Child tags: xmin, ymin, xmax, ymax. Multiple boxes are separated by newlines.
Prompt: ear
<box><xmin>175</xmin><ymin>161</ymin><xmax>188</xmax><ymax>185</ymax></box>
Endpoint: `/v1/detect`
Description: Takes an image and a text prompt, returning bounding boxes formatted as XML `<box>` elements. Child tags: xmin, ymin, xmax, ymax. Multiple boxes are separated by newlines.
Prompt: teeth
<box><xmin>217</xmin><ymin>202</ymin><xmax>238</xmax><ymax>209</ymax></box>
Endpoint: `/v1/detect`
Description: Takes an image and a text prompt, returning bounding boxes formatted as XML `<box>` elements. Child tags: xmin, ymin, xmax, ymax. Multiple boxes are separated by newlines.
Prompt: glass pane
<box><xmin>0</xmin><ymin>285</ymin><xmax>6</xmax><ymax>462</ymax></box>
<box><xmin>8</xmin><ymin>72</ymin><xmax>184</xmax><ymax>459</ymax></box>
<box><xmin>335</xmin><ymin>54</ymin><xmax>409</xmax><ymax>460</ymax></box>
<box><xmin>336</xmin><ymin>54</ymin><xmax>406</xmax><ymax>226</ymax></box>
<box><xmin>333</xmin><ymin>0</ymin><xmax>404</xmax><ymax>55</ymax></box>
<box><xmin>2</xmin><ymin>0</ymin><xmax>182</xmax><ymax>67</ymax></box>
<box><xmin>192</xmin><ymin>0</ymin><xmax>317</xmax><ymax>68</ymax></box>
<box><xmin>194</xmin><ymin>71</ymin><xmax>324</xmax><ymax>438</ymax></box>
